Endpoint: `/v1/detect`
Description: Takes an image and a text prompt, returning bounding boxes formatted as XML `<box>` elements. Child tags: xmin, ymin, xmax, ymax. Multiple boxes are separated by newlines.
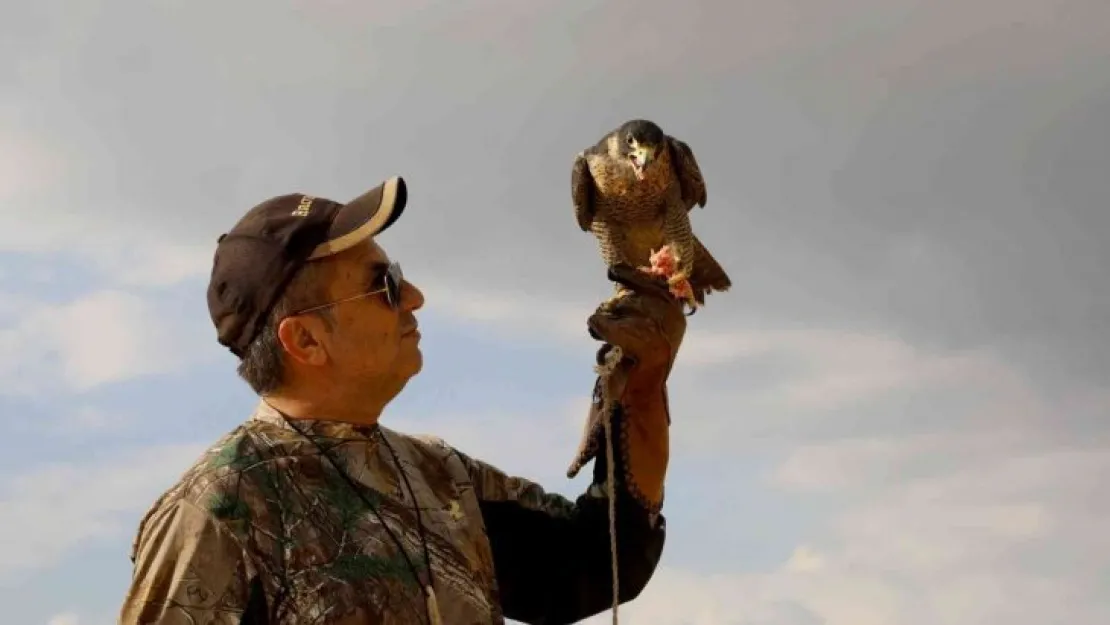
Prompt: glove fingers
<box><xmin>607</xmin><ymin>264</ymin><xmax>674</xmax><ymax>301</ymax></box>
<box><xmin>588</xmin><ymin>307</ymin><xmax>684</xmax><ymax>370</ymax></box>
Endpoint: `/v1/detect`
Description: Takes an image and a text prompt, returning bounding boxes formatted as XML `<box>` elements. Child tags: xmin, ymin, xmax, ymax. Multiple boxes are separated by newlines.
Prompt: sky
<box><xmin>1</xmin><ymin>0</ymin><xmax>1108</xmax><ymax>623</ymax></box>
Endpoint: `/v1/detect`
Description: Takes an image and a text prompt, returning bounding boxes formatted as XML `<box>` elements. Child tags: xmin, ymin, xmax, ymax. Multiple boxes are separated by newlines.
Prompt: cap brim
<box><xmin>307</xmin><ymin>176</ymin><xmax>407</xmax><ymax>260</ymax></box>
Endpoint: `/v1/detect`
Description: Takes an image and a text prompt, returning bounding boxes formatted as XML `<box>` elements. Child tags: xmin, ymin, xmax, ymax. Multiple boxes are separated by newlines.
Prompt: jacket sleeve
<box><xmin>452</xmin><ymin>407</ymin><xmax>667</xmax><ymax>625</ymax></box>
<box><xmin>118</xmin><ymin>498</ymin><xmax>268</xmax><ymax>624</ymax></box>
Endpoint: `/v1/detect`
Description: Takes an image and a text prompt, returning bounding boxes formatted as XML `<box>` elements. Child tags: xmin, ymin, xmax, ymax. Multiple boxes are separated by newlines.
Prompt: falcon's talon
<box><xmin>683</xmin><ymin>292</ymin><xmax>699</xmax><ymax>312</ymax></box>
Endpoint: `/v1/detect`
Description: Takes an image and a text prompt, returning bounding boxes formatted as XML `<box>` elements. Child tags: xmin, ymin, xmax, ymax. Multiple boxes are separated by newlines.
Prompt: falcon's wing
<box><xmin>571</xmin><ymin>152</ymin><xmax>597</xmax><ymax>231</ymax></box>
<box><xmin>667</xmin><ymin>136</ymin><xmax>707</xmax><ymax>210</ymax></box>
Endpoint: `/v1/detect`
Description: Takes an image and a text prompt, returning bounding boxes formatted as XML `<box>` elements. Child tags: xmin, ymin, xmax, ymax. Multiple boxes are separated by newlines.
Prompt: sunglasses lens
<box><xmin>385</xmin><ymin>263</ymin><xmax>403</xmax><ymax>308</ymax></box>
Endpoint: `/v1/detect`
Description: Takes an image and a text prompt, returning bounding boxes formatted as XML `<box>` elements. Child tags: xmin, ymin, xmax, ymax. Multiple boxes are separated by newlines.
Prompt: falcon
<box><xmin>571</xmin><ymin>119</ymin><xmax>731</xmax><ymax>311</ymax></box>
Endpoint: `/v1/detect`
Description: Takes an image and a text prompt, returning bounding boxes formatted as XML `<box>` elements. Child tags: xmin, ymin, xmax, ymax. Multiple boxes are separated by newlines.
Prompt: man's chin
<box><xmin>402</xmin><ymin>347</ymin><xmax>423</xmax><ymax>378</ymax></box>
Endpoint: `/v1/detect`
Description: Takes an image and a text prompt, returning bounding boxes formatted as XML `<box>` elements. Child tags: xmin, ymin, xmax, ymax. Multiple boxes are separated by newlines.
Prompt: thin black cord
<box><xmin>378</xmin><ymin>431</ymin><xmax>436</xmax><ymax>593</ymax></box>
<box><xmin>280</xmin><ymin>414</ymin><xmax>435</xmax><ymax>623</ymax></box>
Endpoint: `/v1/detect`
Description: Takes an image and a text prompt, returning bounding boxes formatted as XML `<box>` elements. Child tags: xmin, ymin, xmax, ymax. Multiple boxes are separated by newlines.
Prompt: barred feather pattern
<box><xmin>662</xmin><ymin>203</ymin><xmax>696</xmax><ymax>278</ymax></box>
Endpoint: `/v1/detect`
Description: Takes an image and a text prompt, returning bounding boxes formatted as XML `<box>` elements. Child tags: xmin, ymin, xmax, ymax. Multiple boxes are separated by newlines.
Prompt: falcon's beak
<box><xmin>630</xmin><ymin>146</ymin><xmax>654</xmax><ymax>180</ymax></box>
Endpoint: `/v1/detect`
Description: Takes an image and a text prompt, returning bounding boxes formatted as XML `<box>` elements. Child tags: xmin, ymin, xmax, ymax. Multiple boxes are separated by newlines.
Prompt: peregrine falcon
<box><xmin>571</xmin><ymin>119</ymin><xmax>731</xmax><ymax>311</ymax></box>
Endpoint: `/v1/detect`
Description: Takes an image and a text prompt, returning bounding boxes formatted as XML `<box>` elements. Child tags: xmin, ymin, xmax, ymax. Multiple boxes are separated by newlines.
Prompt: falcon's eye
<box><xmin>626</xmin><ymin>135</ymin><xmax>635</xmax><ymax>146</ymax></box>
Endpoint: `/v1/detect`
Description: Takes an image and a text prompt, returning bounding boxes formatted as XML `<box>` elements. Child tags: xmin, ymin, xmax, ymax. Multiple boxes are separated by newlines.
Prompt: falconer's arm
<box><xmin>456</xmin><ymin>266</ymin><xmax>685</xmax><ymax>624</ymax></box>
<box><xmin>452</xmin><ymin>409</ymin><xmax>667</xmax><ymax>624</ymax></box>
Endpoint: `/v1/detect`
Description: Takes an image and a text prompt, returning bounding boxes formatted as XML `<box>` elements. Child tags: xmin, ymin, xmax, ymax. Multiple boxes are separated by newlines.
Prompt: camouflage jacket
<box><xmin>119</xmin><ymin>401</ymin><xmax>666</xmax><ymax>624</ymax></box>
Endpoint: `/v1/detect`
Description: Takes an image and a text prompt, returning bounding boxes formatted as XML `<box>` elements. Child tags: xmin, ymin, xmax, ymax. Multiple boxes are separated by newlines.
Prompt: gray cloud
<box><xmin>4</xmin><ymin>0</ymin><xmax>1106</xmax><ymax>388</ymax></box>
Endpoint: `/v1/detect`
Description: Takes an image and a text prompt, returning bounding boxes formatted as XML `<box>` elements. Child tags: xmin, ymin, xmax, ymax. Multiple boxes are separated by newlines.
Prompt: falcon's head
<box><xmin>617</xmin><ymin>119</ymin><xmax>665</xmax><ymax>181</ymax></box>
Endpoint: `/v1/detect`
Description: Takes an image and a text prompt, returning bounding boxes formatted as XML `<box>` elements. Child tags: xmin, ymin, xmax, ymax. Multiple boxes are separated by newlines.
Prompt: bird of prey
<box><xmin>571</xmin><ymin>119</ymin><xmax>731</xmax><ymax>312</ymax></box>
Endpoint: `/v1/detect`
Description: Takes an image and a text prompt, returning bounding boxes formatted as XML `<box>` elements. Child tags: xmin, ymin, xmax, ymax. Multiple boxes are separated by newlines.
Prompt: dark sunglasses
<box><xmin>290</xmin><ymin>261</ymin><xmax>404</xmax><ymax>316</ymax></box>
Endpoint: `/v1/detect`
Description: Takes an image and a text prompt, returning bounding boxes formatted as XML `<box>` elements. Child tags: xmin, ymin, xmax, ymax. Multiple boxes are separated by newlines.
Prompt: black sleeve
<box><xmin>454</xmin><ymin>411</ymin><xmax>667</xmax><ymax>624</ymax></box>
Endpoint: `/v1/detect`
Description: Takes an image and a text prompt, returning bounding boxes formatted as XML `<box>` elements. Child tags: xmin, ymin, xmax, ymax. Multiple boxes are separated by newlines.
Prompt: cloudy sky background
<box><xmin>2</xmin><ymin>1</ymin><xmax>1108</xmax><ymax>623</ymax></box>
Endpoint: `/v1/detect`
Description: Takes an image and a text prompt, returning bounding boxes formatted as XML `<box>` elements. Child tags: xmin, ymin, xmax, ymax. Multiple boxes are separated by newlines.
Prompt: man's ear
<box><xmin>276</xmin><ymin>316</ymin><xmax>329</xmax><ymax>366</ymax></box>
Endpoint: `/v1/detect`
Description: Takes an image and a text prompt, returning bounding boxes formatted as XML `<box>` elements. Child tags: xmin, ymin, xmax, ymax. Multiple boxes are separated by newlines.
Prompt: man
<box><xmin>119</xmin><ymin>176</ymin><xmax>686</xmax><ymax>624</ymax></box>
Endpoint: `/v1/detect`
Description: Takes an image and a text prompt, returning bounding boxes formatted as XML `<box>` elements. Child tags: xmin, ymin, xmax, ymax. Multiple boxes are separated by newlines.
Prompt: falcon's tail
<box><xmin>690</xmin><ymin>235</ymin><xmax>732</xmax><ymax>305</ymax></box>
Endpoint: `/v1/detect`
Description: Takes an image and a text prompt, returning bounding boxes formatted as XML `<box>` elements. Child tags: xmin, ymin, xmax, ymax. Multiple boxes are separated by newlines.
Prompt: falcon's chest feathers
<box><xmin>587</xmin><ymin>135</ymin><xmax>679</xmax><ymax>223</ymax></box>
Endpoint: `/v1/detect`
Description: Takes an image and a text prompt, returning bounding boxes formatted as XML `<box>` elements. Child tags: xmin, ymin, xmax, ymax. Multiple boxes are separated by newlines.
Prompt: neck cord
<box><xmin>280</xmin><ymin>413</ymin><xmax>441</xmax><ymax>625</ymax></box>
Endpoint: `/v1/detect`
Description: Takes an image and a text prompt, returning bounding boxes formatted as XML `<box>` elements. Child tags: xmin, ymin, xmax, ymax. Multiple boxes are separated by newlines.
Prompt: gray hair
<box><xmin>236</xmin><ymin>262</ymin><xmax>333</xmax><ymax>395</ymax></box>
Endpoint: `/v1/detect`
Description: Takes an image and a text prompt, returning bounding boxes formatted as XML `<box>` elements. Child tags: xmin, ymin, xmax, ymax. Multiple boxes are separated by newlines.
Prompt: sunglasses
<box><xmin>290</xmin><ymin>261</ymin><xmax>404</xmax><ymax>317</ymax></box>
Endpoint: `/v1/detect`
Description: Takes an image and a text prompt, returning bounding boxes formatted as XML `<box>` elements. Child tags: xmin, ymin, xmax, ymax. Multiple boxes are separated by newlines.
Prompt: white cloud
<box><xmin>82</xmin><ymin>243</ymin><xmax>213</xmax><ymax>289</ymax></box>
<box><xmin>0</xmin><ymin>442</ymin><xmax>207</xmax><ymax>584</ymax></box>
<box><xmin>557</xmin><ymin>312</ymin><xmax>1110</xmax><ymax>624</ymax></box>
<box><xmin>0</xmin><ymin>232</ymin><xmax>213</xmax><ymax>289</ymax></box>
<box><xmin>418</xmin><ymin>278</ymin><xmax>597</xmax><ymax>341</ymax></box>
<box><xmin>0</xmin><ymin>121</ymin><xmax>211</xmax><ymax>289</ymax></box>
<box><xmin>433</xmin><ymin>309</ymin><xmax>1106</xmax><ymax>623</ymax></box>
<box><xmin>0</xmin><ymin>289</ymin><xmax>216</xmax><ymax>396</ymax></box>
<box><xmin>783</xmin><ymin>545</ymin><xmax>824</xmax><ymax>574</ymax></box>
<box><xmin>770</xmin><ymin>437</ymin><xmax>909</xmax><ymax>492</ymax></box>
<box><xmin>572</xmin><ymin>434</ymin><xmax>1110</xmax><ymax>625</ymax></box>
<box><xmin>411</xmin><ymin>285</ymin><xmax>1109</xmax><ymax>623</ymax></box>
<box><xmin>44</xmin><ymin>611</ymin><xmax>113</xmax><ymax>625</ymax></box>
<box><xmin>683</xmin><ymin>327</ymin><xmax>1014</xmax><ymax>391</ymax></box>
<box><xmin>577</xmin><ymin>565</ymin><xmax>838</xmax><ymax>625</ymax></box>
<box><xmin>660</xmin><ymin>329</ymin><xmax>1043</xmax><ymax>456</ymax></box>
<box><xmin>418</xmin><ymin>278</ymin><xmax>787</xmax><ymax>371</ymax></box>
<box><xmin>0</xmin><ymin>125</ymin><xmax>62</xmax><ymax>204</ymax></box>
<box><xmin>785</xmin><ymin>439</ymin><xmax>1108</xmax><ymax>625</ymax></box>
<box><xmin>44</xmin><ymin>405</ymin><xmax>133</xmax><ymax>437</ymax></box>
<box><xmin>420</xmin><ymin>279</ymin><xmax>1026</xmax><ymax>423</ymax></box>
<box><xmin>397</xmin><ymin>395</ymin><xmax>593</xmax><ymax>486</ymax></box>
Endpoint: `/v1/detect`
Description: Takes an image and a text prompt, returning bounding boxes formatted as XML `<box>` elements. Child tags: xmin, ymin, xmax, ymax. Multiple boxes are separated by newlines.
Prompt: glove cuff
<box><xmin>567</xmin><ymin>350</ymin><xmax>671</xmax><ymax>516</ymax></box>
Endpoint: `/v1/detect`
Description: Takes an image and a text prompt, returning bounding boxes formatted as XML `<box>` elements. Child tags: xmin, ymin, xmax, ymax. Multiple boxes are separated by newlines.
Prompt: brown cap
<box><xmin>206</xmin><ymin>176</ymin><xmax>407</xmax><ymax>357</ymax></box>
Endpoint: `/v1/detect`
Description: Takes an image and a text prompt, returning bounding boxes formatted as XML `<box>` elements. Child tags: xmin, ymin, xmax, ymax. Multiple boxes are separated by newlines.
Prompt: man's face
<box><xmin>289</xmin><ymin>238</ymin><xmax>425</xmax><ymax>403</ymax></box>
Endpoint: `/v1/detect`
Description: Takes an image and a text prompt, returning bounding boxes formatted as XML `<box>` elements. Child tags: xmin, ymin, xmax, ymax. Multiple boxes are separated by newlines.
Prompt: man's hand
<box><xmin>567</xmin><ymin>264</ymin><xmax>688</xmax><ymax>514</ymax></box>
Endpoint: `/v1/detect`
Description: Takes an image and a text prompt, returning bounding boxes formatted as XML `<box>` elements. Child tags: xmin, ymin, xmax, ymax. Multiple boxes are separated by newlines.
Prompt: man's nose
<box><xmin>400</xmin><ymin>279</ymin><xmax>424</xmax><ymax>312</ymax></box>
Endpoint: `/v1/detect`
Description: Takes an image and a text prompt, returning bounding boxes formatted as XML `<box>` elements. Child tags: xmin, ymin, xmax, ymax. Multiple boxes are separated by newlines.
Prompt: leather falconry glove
<box><xmin>566</xmin><ymin>264</ymin><xmax>688</xmax><ymax>516</ymax></box>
